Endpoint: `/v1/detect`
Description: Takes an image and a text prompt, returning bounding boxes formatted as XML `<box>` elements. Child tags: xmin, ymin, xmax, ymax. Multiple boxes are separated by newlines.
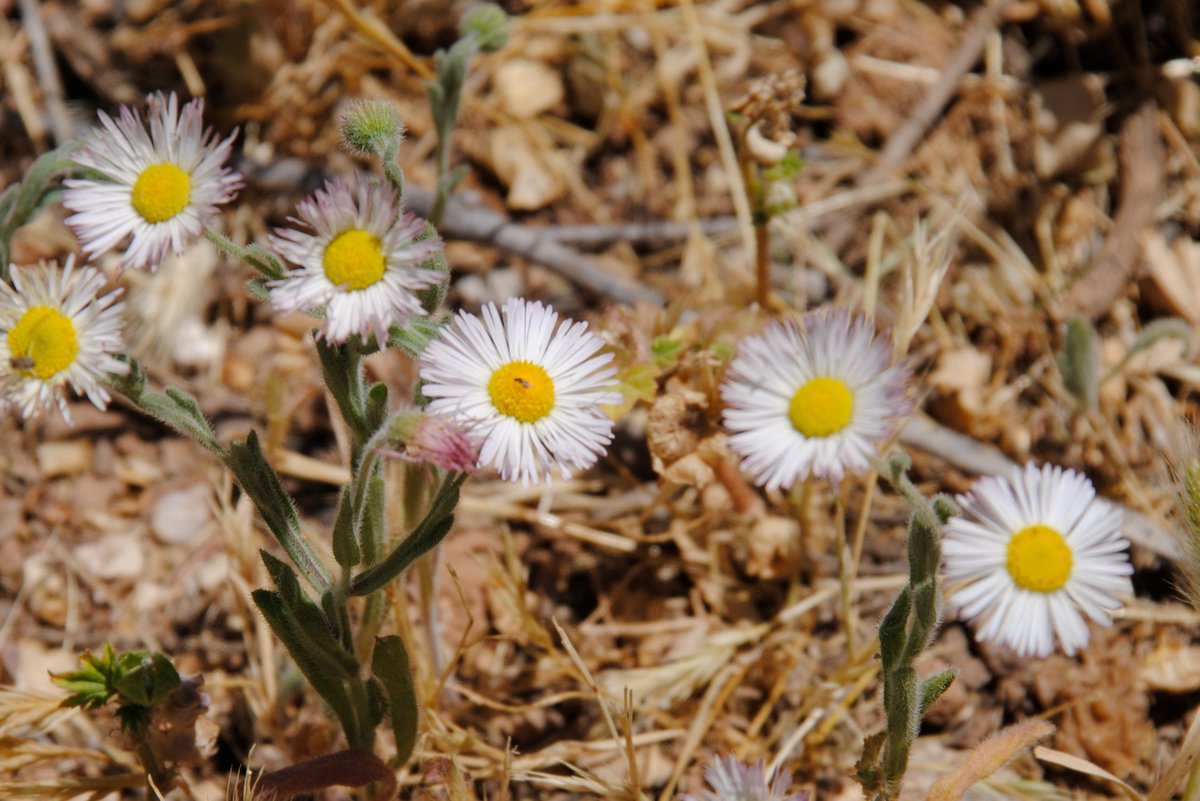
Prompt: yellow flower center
<box><xmin>488</xmin><ymin>361</ymin><xmax>555</xmax><ymax>423</ymax></box>
<box><xmin>323</xmin><ymin>229</ymin><xmax>387</xmax><ymax>291</ymax></box>
<box><xmin>1006</xmin><ymin>524</ymin><xmax>1073</xmax><ymax>592</ymax></box>
<box><xmin>7</xmin><ymin>305</ymin><xmax>78</xmax><ymax>379</ymax></box>
<box><xmin>131</xmin><ymin>163</ymin><xmax>191</xmax><ymax>223</ymax></box>
<box><xmin>788</xmin><ymin>376</ymin><xmax>854</xmax><ymax>438</ymax></box>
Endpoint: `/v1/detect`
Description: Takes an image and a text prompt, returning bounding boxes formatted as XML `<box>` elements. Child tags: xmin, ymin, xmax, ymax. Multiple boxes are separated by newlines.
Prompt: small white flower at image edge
<box><xmin>942</xmin><ymin>462</ymin><xmax>1134</xmax><ymax>658</ymax></box>
<box><xmin>418</xmin><ymin>297</ymin><xmax>620</xmax><ymax>485</ymax></box>
<box><xmin>0</xmin><ymin>256</ymin><xmax>128</xmax><ymax>423</ymax></box>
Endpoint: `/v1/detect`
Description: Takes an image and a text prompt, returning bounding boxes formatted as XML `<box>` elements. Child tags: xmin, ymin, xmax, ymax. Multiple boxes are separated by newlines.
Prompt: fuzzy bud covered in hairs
<box><xmin>341</xmin><ymin>99</ymin><xmax>406</xmax><ymax>158</ymax></box>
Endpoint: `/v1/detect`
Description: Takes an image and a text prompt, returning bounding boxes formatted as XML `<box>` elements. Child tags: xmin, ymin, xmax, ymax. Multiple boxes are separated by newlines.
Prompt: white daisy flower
<box><xmin>267</xmin><ymin>174</ymin><xmax>444</xmax><ymax>344</ymax></box>
<box><xmin>683</xmin><ymin>756</ymin><xmax>806</xmax><ymax>801</ymax></box>
<box><xmin>721</xmin><ymin>309</ymin><xmax>911</xmax><ymax>489</ymax></box>
<box><xmin>418</xmin><ymin>297</ymin><xmax>620</xmax><ymax>484</ymax></box>
<box><xmin>0</xmin><ymin>256</ymin><xmax>127</xmax><ymax>422</ymax></box>
<box><xmin>63</xmin><ymin>92</ymin><xmax>243</xmax><ymax>271</ymax></box>
<box><xmin>942</xmin><ymin>462</ymin><xmax>1134</xmax><ymax>658</ymax></box>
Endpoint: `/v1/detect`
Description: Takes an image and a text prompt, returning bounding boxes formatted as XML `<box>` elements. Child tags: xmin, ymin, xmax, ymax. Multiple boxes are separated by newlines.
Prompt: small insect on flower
<box><xmin>267</xmin><ymin>174</ymin><xmax>444</xmax><ymax>344</ymax></box>
<box><xmin>419</xmin><ymin>297</ymin><xmax>620</xmax><ymax>484</ymax></box>
<box><xmin>0</xmin><ymin>256</ymin><xmax>127</xmax><ymax>423</ymax></box>
<box><xmin>942</xmin><ymin>462</ymin><xmax>1134</xmax><ymax>658</ymax></box>
<box><xmin>721</xmin><ymin>308</ymin><xmax>911</xmax><ymax>489</ymax></box>
<box><xmin>683</xmin><ymin>755</ymin><xmax>807</xmax><ymax>801</ymax></box>
<box><xmin>63</xmin><ymin>92</ymin><xmax>243</xmax><ymax>271</ymax></box>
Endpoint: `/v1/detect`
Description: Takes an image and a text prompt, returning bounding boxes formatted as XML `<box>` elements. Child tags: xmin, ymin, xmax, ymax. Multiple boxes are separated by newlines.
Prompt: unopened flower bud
<box><xmin>763</xmin><ymin>180</ymin><xmax>797</xmax><ymax>217</ymax></box>
<box><xmin>386</xmin><ymin>410</ymin><xmax>479</xmax><ymax>473</ymax></box>
<box><xmin>341</xmin><ymin>99</ymin><xmax>406</xmax><ymax>158</ymax></box>
<box><xmin>461</xmin><ymin>3</ymin><xmax>509</xmax><ymax>52</ymax></box>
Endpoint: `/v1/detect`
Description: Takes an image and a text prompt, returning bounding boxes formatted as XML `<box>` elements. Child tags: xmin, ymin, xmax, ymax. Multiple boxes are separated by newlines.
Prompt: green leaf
<box><xmin>114</xmin><ymin>652</ymin><xmax>180</xmax><ymax>707</ymax></box>
<box><xmin>650</xmin><ymin>337</ymin><xmax>685</xmax><ymax>368</ymax></box>
<box><xmin>253</xmin><ymin>589</ymin><xmax>360</xmax><ymax>740</ymax></box>
<box><xmin>350</xmin><ymin>472</ymin><xmax>465</xmax><ymax>596</ymax></box>
<box><xmin>1058</xmin><ymin>316</ymin><xmax>1100</xmax><ymax>412</ymax></box>
<box><xmin>878</xmin><ymin>586</ymin><xmax>911</xmax><ymax>671</ymax></box>
<box><xmin>107</xmin><ymin>357</ymin><xmax>226</xmax><ymax>458</ymax></box>
<box><xmin>388</xmin><ymin>317</ymin><xmax>446</xmax><ymax>359</ymax></box>
<box><xmin>227</xmin><ymin>433</ymin><xmax>331</xmax><ymax>592</ymax></box>
<box><xmin>0</xmin><ymin>142</ymin><xmax>80</xmax><ymax>278</ymax></box>
<box><xmin>331</xmin><ymin>488</ymin><xmax>361</xmax><ymax>569</ymax></box>
<box><xmin>53</xmin><ymin>643</ymin><xmax>118</xmax><ymax>709</ymax></box>
<box><xmin>918</xmin><ymin>668</ymin><xmax>956</xmax><ymax>716</ymax></box>
<box><xmin>259</xmin><ymin>552</ymin><xmax>358</xmax><ymax>677</ymax></box>
<box><xmin>372</xmin><ymin>636</ymin><xmax>419</xmax><ymax>766</ymax></box>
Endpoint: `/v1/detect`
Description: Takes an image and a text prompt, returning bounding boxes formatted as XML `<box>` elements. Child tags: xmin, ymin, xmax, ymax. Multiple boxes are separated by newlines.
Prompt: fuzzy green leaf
<box><xmin>372</xmin><ymin>635</ymin><xmax>419</xmax><ymax>766</ymax></box>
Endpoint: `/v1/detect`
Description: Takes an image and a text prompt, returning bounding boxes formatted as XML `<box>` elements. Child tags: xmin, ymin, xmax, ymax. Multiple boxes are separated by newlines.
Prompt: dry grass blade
<box><xmin>0</xmin><ymin>773</ymin><xmax>146</xmax><ymax>800</ymax></box>
<box><xmin>1033</xmin><ymin>746</ymin><xmax>1144</xmax><ymax>801</ymax></box>
<box><xmin>0</xmin><ymin>688</ymin><xmax>76</xmax><ymax>737</ymax></box>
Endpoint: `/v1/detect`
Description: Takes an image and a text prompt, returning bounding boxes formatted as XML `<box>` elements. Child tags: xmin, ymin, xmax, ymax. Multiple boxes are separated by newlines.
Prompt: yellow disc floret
<box><xmin>1006</xmin><ymin>524</ymin><xmax>1073</xmax><ymax>592</ymax></box>
<box><xmin>131</xmin><ymin>163</ymin><xmax>191</xmax><ymax>223</ymax></box>
<box><xmin>488</xmin><ymin>361</ymin><xmax>555</xmax><ymax>423</ymax></box>
<box><xmin>7</xmin><ymin>305</ymin><xmax>79</xmax><ymax>379</ymax></box>
<box><xmin>323</xmin><ymin>229</ymin><xmax>386</xmax><ymax>291</ymax></box>
<box><xmin>788</xmin><ymin>376</ymin><xmax>854</xmax><ymax>438</ymax></box>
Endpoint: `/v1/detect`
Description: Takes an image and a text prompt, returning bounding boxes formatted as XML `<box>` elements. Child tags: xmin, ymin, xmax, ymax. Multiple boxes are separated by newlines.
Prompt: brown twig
<box><xmin>403</xmin><ymin>183</ymin><xmax>665</xmax><ymax>307</ymax></box>
<box><xmin>820</xmin><ymin>0</ymin><xmax>1012</xmax><ymax>252</ymax></box>
<box><xmin>900</xmin><ymin>413</ymin><xmax>1179</xmax><ymax>559</ymax></box>
<box><xmin>17</xmin><ymin>0</ymin><xmax>74</xmax><ymax>144</ymax></box>
<box><xmin>1061</xmin><ymin>102</ymin><xmax>1165</xmax><ymax>321</ymax></box>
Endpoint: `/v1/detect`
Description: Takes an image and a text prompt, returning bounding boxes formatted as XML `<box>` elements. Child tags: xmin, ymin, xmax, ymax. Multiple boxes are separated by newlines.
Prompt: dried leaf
<box><xmin>927</xmin><ymin>719</ymin><xmax>1054</xmax><ymax>801</ymax></box>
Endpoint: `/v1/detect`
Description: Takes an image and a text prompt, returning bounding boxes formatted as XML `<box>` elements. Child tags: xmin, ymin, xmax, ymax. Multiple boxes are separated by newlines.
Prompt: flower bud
<box><xmin>386</xmin><ymin>410</ymin><xmax>479</xmax><ymax>473</ymax></box>
<box><xmin>461</xmin><ymin>3</ymin><xmax>509</xmax><ymax>52</ymax></box>
<box><xmin>340</xmin><ymin>99</ymin><xmax>406</xmax><ymax>158</ymax></box>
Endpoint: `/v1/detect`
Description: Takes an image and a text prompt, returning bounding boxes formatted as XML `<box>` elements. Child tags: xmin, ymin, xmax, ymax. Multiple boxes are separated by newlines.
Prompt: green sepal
<box><xmin>372</xmin><ymin>635</ymin><xmax>419</xmax><ymax>766</ymax></box>
<box><xmin>918</xmin><ymin>668</ymin><xmax>956</xmax><ymax>716</ymax></box>
<box><xmin>350</xmin><ymin>472</ymin><xmax>466</xmax><ymax>596</ymax></box>
<box><xmin>227</xmin><ymin>433</ymin><xmax>330</xmax><ymax>592</ymax></box>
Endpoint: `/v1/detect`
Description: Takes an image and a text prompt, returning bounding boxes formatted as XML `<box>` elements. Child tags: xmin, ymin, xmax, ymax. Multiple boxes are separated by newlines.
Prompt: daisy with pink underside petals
<box><xmin>721</xmin><ymin>309</ymin><xmax>911</xmax><ymax>490</ymax></box>
<box><xmin>942</xmin><ymin>462</ymin><xmax>1134</xmax><ymax>658</ymax></box>
<box><xmin>63</xmin><ymin>92</ymin><xmax>242</xmax><ymax>270</ymax></box>
<box><xmin>0</xmin><ymin>256</ymin><xmax>127</xmax><ymax>423</ymax></box>
<box><xmin>267</xmin><ymin>174</ymin><xmax>444</xmax><ymax>344</ymax></box>
<box><xmin>419</xmin><ymin>297</ymin><xmax>620</xmax><ymax>484</ymax></box>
